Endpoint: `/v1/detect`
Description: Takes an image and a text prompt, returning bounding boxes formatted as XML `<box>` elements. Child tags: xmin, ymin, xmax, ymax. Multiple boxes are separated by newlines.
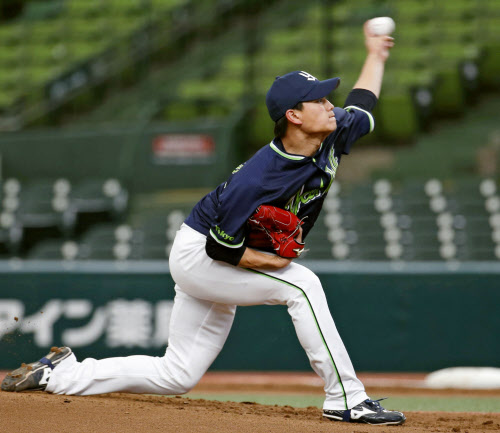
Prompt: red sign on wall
<box><xmin>152</xmin><ymin>134</ymin><xmax>215</xmax><ymax>164</ymax></box>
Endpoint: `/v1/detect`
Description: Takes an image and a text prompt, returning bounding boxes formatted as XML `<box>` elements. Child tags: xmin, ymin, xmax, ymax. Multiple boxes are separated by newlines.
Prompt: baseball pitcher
<box><xmin>2</xmin><ymin>21</ymin><xmax>404</xmax><ymax>426</ymax></box>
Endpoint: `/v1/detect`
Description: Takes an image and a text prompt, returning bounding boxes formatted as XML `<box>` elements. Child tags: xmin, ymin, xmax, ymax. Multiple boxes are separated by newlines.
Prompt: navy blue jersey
<box><xmin>185</xmin><ymin>104</ymin><xmax>374</xmax><ymax>250</ymax></box>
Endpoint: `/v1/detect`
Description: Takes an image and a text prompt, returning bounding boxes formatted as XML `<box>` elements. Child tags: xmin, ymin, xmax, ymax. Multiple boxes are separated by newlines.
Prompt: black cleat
<box><xmin>1</xmin><ymin>346</ymin><xmax>72</xmax><ymax>392</ymax></box>
<box><xmin>323</xmin><ymin>398</ymin><xmax>406</xmax><ymax>425</ymax></box>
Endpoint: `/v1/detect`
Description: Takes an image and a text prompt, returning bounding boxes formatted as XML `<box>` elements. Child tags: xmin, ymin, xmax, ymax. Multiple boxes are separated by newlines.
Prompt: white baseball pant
<box><xmin>46</xmin><ymin>224</ymin><xmax>368</xmax><ymax>410</ymax></box>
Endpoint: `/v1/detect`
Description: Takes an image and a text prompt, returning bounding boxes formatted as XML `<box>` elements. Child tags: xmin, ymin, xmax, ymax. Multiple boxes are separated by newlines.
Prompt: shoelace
<box><xmin>364</xmin><ymin>397</ymin><xmax>388</xmax><ymax>410</ymax></box>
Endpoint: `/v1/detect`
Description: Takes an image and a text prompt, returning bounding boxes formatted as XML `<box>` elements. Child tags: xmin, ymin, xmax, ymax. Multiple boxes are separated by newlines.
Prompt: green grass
<box><xmin>185</xmin><ymin>393</ymin><xmax>500</xmax><ymax>413</ymax></box>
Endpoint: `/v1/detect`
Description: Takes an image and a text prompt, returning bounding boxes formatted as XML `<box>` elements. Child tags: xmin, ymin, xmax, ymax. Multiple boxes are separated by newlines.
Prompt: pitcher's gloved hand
<box><xmin>247</xmin><ymin>205</ymin><xmax>305</xmax><ymax>258</ymax></box>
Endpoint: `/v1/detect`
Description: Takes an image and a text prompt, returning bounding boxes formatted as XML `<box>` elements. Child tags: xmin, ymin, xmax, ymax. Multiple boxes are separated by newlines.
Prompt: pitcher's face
<box><xmin>298</xmin><ymin>97</ymin><xmax>336</xmax><ymax>135</ymax></box>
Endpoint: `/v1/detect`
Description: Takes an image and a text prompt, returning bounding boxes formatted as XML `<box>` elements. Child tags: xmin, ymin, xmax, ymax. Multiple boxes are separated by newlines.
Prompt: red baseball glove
<box><xmin>246</xmin><ymin>205</ymin><xmax>305</xmax><ymax>258</ymax></box>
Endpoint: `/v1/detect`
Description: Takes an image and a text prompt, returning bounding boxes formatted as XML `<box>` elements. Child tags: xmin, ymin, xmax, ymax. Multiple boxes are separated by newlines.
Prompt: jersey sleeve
<box><xmin>331</xmin><ymin>103</ymin><xmax>375</xmax><ymax>155</ymax></box>
<box><xmin>208</xmin><ymin>171</ymin><xmax>265</xmax><ymax>250</ymax></box>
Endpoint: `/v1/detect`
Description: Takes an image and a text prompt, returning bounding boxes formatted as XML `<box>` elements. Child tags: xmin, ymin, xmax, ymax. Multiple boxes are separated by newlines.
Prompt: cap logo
<box><xmin>298</xmin><ymin>71</ymin><xmax>317</xmax><ymax>81</ymax></box>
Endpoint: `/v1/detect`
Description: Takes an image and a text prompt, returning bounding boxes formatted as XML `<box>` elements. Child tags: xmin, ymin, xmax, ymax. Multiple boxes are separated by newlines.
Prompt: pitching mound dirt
<box><xmin>1</xmin><ymin>390</ymin><xmax>499</xmax><ymax>433</ymax></box>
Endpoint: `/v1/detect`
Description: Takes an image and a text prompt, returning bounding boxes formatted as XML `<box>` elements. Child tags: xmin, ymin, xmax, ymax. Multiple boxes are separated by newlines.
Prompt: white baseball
<box><xmin>367</xmin><ymin>17</ymin><xmax>395</xmax><ymax>36</ymax></box>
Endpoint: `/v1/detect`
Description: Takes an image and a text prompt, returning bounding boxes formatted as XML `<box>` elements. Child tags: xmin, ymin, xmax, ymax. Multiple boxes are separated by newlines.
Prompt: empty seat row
<box><xmin>0</xmin><ymin>178</ymin><xmax>128</xmax><ymax>255</ymax></box>
<box><xmin>16</xmin><ymin>177</ymin><xmax>500</xmax><ymax>262</ymax></box>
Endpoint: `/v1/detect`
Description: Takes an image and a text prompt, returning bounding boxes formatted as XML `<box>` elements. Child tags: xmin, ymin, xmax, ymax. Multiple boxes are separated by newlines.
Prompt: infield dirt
<box><xmin>1</xmin><ymin>386</ymin><xmax>499</xmax><ymax>433</ymax></box>
<box><xmin>1</xmin><ymin>390</ymin><xmax>499</xmax><ymax>433</ymax></box>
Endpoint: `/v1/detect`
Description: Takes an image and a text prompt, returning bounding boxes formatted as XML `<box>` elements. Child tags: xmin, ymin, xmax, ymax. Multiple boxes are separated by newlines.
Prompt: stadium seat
<box><xmin>108</xmin><ymin>0</ymin><xmax>145</xmax><ymax>17</ymax></box>
<box><xmin>78</xmin><ymin>223</ymin><xmax>132</xmax><ymax>260</ymax></box>
<box><xmin>28</xmin><ymin>239</ymin><xmax>79</xmax><ymax>260</ymax></box>
<box><xmin>25</xmin><ymin>21</ymin><xmax>65</xmax><ymax>44</ymax></box>
<box><xmin>71</xmin><ymin>178</ymin><xmax>128</xmax><ymax>215</ymax></box>
<box><xmin>0</xmin><ymin>196</ymin><xmax>23</xmax><ymax>256</ymax></box>
<box><xmin>136</xmin><ymin>243</ymin><xmax>169</xmax><ymax>260</ymax></box>
<box><xmin>0</xmin><ymin>24</ymin><xmax>24</xmax><ymax>46</ymax></box>
<box><xmin>0</xmin><ymin>49</ymin><xmax>23</xmax><ymax>68</ymax></box>
<box><xmin>13</xmin><ymin>179</ymin><xmax>76</xmax><ymax>252</ymax></box>
<box><xmin>66</xmin><ymin>18</ymin><xmax>111</xmax><ymax>42</ymax></box>
<box><xmin>65</xmin><ymin>0</ymin><xmax>104</xmax><ymax>18</ymax></box>
<box><xmin>70</xmin><ymin>178</ymin><xmax>128</xmax><ymax>234</ymax></box>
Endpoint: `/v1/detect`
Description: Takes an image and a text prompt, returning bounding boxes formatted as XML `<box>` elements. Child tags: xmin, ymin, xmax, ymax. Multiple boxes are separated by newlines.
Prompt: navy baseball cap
<box><xmin>265</xmin><ymin>71</ymin><xmax>340</xmax><ymax>122</ymax></box>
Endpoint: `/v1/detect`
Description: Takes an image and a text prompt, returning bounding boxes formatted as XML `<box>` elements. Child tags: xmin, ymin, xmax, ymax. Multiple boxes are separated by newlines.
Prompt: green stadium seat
<box><xmin>481</xmin><ymin>42</ymin><xmax>500</xmax><ymax>87</ymax></box>
<box><xmin>24</xmin><ymin>21</ymin><xmax>66</xmax><ymax>44</ymax></box>
<box><xmin>23</xmin><ymin>44</ymin><xmax>61</xmax><ymax>67</ymax></box>
<box><xmin>26</xmin><ymin>66</ymin><xmax>61</xmax><ymax>86</ymax></box>
<box><xmin>67</xmin><ymin>18</ymin><xmax>111</xmax><ymax>42</ymax></box>
<box><xmin>162</xmin><ymin>101</ymin><xmax>198</xmax><ymax>121</ymax></box>
<box><xmin>4</xmin><ymin>0</ymin><xmax>494</xmax><ymax>160</ymax></box>
<box><xmin>249</xmin><ymin>104</ymin><xmax>275</xmax><ymax>147</ymax></box>
<box><xmin>331</xmin><ymin>27</ymin><xmax>366</xmax><ymax>47</ymax></box>
<box><xmin>375</xmin><ymin>92</ymin><xmax>419</xmax><ymax>141</ymax></box>
<box><xmin>0</xmin><ymin>69</ymin><xmax>24</xmax><ymax>90</ymax></box>
<box><xmin>21</xmin><ymin>0</ymin><xmax>64</xmax><ymax>20</ymax></box>
<box><xmin>204</xmin><ymin>104</ymin><xmax>232</xmax><ymax>118</ymax></box>
<box><xmin>66</xmin><ymin>41</ymin><xmax>108</xmax><ymax>63</ymax></box>
<box><xmin>0</xmin><ymin>91</ymin><xmax>17</xmax><ymax>110</ymax></box>
<box><xmin>109</xmin><ymin>16</ymin><xmax>146</xmax><ymax>38</ymax></box>
<box><xmin>220</xmin><ymin>54</ymin><xmax>247</xmax><ymax>77</ymax></box>
<box><xmin>255</xmin><ymin>53</ymin><xmax>303</xmax><ymax>77</ymax></box>
<box><xmin>0</xmin><ymin>24</ymin><xmax>24</xmax><ymax>46</ymax></box>
<box><xmin>432</xmin><ymin>68</ymin><xmax>466</xmax><ymax>116</ymax></box>
<box><xmin>382</xmin><ymin>69</ymin><xmax>435</xmax><ymax>90</ymax></box>
<box><xmin>394</xmin><ymin>5</ymin><xmax>432</xmax><ymax>23</ymax></box>
<box><xmin>434</xmin><ymin>42</ymin><xmax>479</xmax><ymax>64</ymax></box>
<box><xmin>108</xmin><ymin>0</ymin><xmax>145</xmax><ymax>17</ymax></box>
<box><xmin>267</xmin><ymin>29</ymin><xmax>321</xmax><ymax>51</ymax></box>
<box><xmin>64</xmin><ymin>0</ymin><xmax>105</xmax><ymax>18</ymax></box>
<box><xmin>393</xmin><ymin>22</ymin><xmax>433</xmax><ymax>46</ymax></box>
<box><xmin>333</xmin><ymin>0</ymin><xmax>389</xmax><ymax>25</ymax></box>
<box><xmin>150</xmin><ymin>0</ymin><xmax>188</xmax><ymax>13</ymax></box>
<box><xmin>0</xmin><ymin>48</ymin><xmax>24</xmax><ymax>67</ymax></box>
<box><xmin>179</xmin><ymin>80</ymin><xmax>219</xmax><ymax>100</ymax></box>
<box><xmin>435</xmin><ymin>0</ymin><xmax>478</xmax><ymax>20</ymax></box>
<box><xmin>437</xmin><ymin>21</ymin><xmax>478</xmax><ymax>44</ymax></box>
<box><xmin>388</xmin><ymin>49</ymin><xmax>433</xmax><ymax>70</ymax></box>
<box><xmin>210</xmin><ymin>78</ymin><xmax>245</xmax><ymax>99</ymax></box>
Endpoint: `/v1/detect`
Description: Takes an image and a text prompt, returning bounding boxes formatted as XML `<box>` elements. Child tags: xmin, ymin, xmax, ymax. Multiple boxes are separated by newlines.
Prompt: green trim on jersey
<box><xmin>270</xmin><ymin>142</ymin><xmax>305</xmax><ymax>161</ymax></box>
<box><xmin>209</xmin><ymin>229</ymin><xmax>245</xmax><ymax>248</ymax></box>
<box><xmin>245</xmin><ymin>267</ymin><xmax>348</xmax><ymax>410</ymax></box>
<box><xmin>345</xmin><ymin>105</ymin><xmax>375</xmax><ymax>133</ymax></box>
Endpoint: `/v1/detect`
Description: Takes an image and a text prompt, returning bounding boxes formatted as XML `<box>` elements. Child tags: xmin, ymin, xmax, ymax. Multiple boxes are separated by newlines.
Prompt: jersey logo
<box><xmin>214</xmin><ymin>225</ymin><xmax>235</xmax><ymax>241</ymax></box>
<box><xmin>232</xmin><ymin>163</ymin><xmax>244</xmax><ymax>174</ymax></box>
<box><xmin>298</xmin><ymin>71</ymin><xmax>318</xmax><ymax>81</ymax></box>
<box><xmin>286</xmin><ymin>185</ymin><xmax>322</xmax><ymax>215</ymax></box>
<box><xmin>285</xmin><ymin>150</ymin><xmax>339</xmax><ymax>214</ymax></box>
<box><xmin>324</xmin><ymin>148</ymin><xmax>339</xmax><ymax>187</ymax></box>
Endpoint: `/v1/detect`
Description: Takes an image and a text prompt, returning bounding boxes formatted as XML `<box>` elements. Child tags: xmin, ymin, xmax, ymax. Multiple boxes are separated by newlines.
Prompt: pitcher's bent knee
<box><xmin>167</xmin><ymin>373</ymin><xmax>200</xmax><ymax>395</ymax></box>
<box><xmin>157</xmin><ymin>357</ymin><xmax>202</xmax><ymax>395</ymax></box>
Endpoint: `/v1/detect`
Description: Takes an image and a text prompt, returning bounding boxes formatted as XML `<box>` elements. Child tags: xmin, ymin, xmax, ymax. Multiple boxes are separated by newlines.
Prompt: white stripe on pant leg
<box><xmin>47</xmin><ymin>290</ymin><xmax>236</xmax><ymax>396</ymax></box>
